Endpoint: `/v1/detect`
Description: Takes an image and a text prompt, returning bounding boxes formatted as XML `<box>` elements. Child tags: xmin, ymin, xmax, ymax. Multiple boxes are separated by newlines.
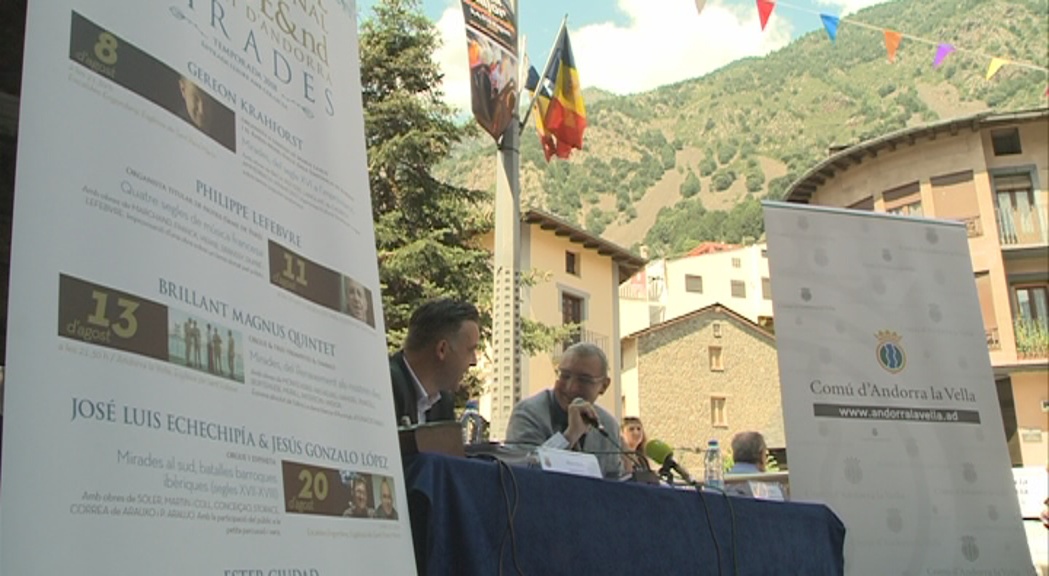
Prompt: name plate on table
<box><xmin>536</xmin><ymin>447</ymin><xmax>602</xmax><ymax>479</ymax></box>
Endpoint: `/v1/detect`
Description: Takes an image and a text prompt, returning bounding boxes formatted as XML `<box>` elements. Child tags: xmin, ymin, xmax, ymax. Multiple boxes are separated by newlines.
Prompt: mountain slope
<box><xmin>435</xmin><ymin>0</ymin><xmax>1049</xmax><ymax>256</ymax></box>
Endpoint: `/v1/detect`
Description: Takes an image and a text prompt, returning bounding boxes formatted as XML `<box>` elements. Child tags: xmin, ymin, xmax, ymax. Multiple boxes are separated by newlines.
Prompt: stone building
<box><xmin>626</xmin><ymin>303</ymin><xmax>783</xmax><ymax>474</ymax></box>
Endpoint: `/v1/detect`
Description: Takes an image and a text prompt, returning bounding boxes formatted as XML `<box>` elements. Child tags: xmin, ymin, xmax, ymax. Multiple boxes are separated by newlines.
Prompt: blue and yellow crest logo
<box><xmin>875</xmin><ymin>330</ymin><xmax>906</xmax><ymax>374</ymax></box>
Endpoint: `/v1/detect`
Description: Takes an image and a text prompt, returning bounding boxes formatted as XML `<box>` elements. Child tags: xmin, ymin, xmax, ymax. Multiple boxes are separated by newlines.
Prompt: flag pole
<box><xmin>519</xmin><ymin>14</ymin><xmax>568</xmax><ymax>129</ymax></box>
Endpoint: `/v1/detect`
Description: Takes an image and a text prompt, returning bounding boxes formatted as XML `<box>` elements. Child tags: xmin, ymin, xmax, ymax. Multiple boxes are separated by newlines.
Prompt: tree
<box><xmin>680</xmin><ymin>169</ymin><xmax>701</xmax><ymax>198</ymax></box>
<box><xmin>360</xmin><ymin>0</ymin><xmax>493</xmax><ymax>401</ymax></box>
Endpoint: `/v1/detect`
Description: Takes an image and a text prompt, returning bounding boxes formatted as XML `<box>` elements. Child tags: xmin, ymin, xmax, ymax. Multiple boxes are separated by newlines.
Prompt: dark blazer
<box><xmin>390</xmin><ymin>351</ymin><xmax>455</xmax><ymax>425</ymax></box>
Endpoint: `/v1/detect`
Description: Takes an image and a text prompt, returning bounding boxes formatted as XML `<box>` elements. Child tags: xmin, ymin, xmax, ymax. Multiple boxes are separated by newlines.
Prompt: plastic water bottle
<box><xmin>704</xmin><ymin>439</ymin><xmax>724</xmax><ymax>491</ymax></box>
<box><xmin>459</xmin><ymin>399</ymin><xmax>485</xmax><ymax>445</ymax></box>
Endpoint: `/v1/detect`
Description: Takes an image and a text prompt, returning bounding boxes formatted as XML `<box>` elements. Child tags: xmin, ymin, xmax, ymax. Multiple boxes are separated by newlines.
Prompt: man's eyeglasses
<box><xmin>557</xmin><ymin>369</ymin><xmax>604</xmax><ymax>387</ymax></box>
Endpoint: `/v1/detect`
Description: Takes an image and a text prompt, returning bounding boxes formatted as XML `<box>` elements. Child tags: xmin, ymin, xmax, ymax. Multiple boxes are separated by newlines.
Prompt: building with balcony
<box><xmin>785</xmin><ymin>108</ymin><xmax>1049</xmax><ymax>467</ymax></box>
<box><xmin>619</xmin><ymin>242</ymin><xmax>775</xmax><ymax>416</ymax></box>
<box><xmin>481</xmin><ymin>209</ymin><xmax>646</xmax><ymax>439</ymax></box>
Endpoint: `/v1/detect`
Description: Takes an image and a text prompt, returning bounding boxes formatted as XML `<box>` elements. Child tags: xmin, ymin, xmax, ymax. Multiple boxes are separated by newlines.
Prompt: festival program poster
<box><xmin>2</xmin><ymin>1</ymin><xmax>417</xmax><ymax>573</ymax></box>
<box><xmin>461</xmin><ymin>0</ymin><xmax>517</xmax><ymax>140</ymax></box>
<box><xmin>764</xmin><ymin>202</ymin><xmax>1033</xmax><ymax>575</ymax></box>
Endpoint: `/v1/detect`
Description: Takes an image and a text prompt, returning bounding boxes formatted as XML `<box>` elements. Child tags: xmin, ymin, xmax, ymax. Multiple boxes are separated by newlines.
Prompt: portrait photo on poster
<box><xmin>69</xmin><ymin>11</ymin><xmax>237</xmax><ymax>152</ymax></box>
<box><xmin>340</xmin><ymin>275</ymin><xmax>375</xmax><ymax>328</ymax></box>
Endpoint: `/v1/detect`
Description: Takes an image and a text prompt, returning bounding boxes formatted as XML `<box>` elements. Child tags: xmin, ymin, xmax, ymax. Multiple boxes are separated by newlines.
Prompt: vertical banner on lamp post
<box><xmin>763</xmin><ymin>202</ymin><xmax>1033</xmax><ymax>575</ymax></box>
<box><xmin>461</xmin><ymin>0</ymin><xmax>518</xmax><ymax>140</ymax></box>
<box><xmin>3</xmin><ymin>1</ymin><xmax>417</xmax><ymax>573</ymax></box>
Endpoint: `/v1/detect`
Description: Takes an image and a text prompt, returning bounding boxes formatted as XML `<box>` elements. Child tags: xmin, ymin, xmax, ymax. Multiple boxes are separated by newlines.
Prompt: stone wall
<box><xmin>637</xmin><ymin>308</ymin><xmax>783</xmax><ymax>474</ymax></box>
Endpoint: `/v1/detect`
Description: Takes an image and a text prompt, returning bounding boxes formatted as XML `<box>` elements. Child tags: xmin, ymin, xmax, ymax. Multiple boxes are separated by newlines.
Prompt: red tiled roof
<box><xmin>686</xmin><ymin>242</ymin><xmax>739</xmax><ymax>257</ymax></box>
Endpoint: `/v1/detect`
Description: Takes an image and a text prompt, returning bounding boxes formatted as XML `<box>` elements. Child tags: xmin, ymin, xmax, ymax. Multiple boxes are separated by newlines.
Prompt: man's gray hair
<box><xmin>562</xmin><ymin>342</ymin><xmax>609</xmax><ymax>376</ymax></box>
<box><xmin>731</xmin><ymin>431</ymin><xmax>767</xmax><ymax>464</ymax></box>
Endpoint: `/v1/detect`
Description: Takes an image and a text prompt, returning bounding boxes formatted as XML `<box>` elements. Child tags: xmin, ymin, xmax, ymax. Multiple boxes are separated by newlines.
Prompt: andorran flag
<box><xmin>533</xmin><ymin>24</ymin><xmax>586</xmax><ymax>160</ymax></box>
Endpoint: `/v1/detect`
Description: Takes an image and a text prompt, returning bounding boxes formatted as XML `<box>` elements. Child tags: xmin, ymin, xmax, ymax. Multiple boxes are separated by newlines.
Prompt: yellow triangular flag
<box><xmin>986</xmin><ymin>57</ymin><xmax>1008</xmax><ymax>80</ymax></box>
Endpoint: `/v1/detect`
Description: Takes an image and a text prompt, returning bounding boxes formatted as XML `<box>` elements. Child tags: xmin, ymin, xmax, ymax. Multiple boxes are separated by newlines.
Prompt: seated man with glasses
<box><xmin>505</xmin><ymin>342</ymin><xmax>624</xmax><ymax>479</ymax></box>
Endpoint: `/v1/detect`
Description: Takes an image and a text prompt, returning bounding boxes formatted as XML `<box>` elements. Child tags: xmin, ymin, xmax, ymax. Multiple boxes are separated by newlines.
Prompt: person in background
<box><xmin>505</xmin><ymin>342</ymin><xmax>623</xmax><ymax>479</ymax></box>
<box><xmin>620</xmin><ymin>417</ymin><xmax>652</xmax><ymax>474</ymax></box>
<box><xmin>728</xmin><ymin>431</ymin><xmax>768</xmax><ymax>474</ymax></box>
<box><xmin>390</xmin><ymin>299</ymin><xmax>480</xmax><ymax>425</ymax></box>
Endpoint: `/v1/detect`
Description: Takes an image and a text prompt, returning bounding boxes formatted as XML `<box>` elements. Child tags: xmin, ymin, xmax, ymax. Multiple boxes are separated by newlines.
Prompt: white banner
<box><xmin>764</xmin><ymin>202</ymin><xmax>1034</xmax><ymax>575</ymax></box>
<box><xmin>2</xmin><ymin>1</ymin><xmax>417</xmax><ymax>573</ymax></box>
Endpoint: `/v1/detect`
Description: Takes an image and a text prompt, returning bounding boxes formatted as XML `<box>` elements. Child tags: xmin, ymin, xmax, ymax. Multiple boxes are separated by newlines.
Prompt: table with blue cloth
<box><xmin>405</xmin><ymin>453</ymin><xmax>845</xmax><ymax>576</ymax></box>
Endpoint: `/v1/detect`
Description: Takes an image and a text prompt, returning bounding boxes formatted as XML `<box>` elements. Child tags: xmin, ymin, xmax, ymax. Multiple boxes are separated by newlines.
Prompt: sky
<box><xmin>356</xmin><ymin>0</ymin><xmax>894</xmax><ymax>115</ymax></box>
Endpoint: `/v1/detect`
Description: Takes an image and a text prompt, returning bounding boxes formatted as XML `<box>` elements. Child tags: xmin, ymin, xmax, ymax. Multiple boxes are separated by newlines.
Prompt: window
<box><xmin>709</xmin><ymin>346</ymin><xmax>723</xmax><ymax>371</ymax></box>
<box><xmin>848</xmin><ymin>196</ymin><xmax>874</xmax><ymax>211</ymax></box>
<box><xmin>731</xmin><ymin>257</ymin><xmax>741</xmax><ymax>268</ymax></box>
<box><xmin>711</xmin><ymin>396</ymin><xmax>727</xmax><ymax>428</ymax></box>
<box><xmin>565</xmin><ymin>251</ymin><xmax>580</xmax><ymax>276</ymax></box>
<box><xmin>685</xmin><ymin>274</ymin><xmax>704</xmax><ymax>293</ymax></box>
<box><xmin>993</xmin><ymin>172</ymin><xmax>1047</xmax><ymax>245</ymax></box>
<box><xmin>1014</xmin><ymin>285</ymin><xmax>1047</xmax><ymax>359</ymax></box>
<box><xmin>731</xmin><ymin>280</ymin><xmax>746</xmax><ymax>298</ymax></box>
<box><xmin>1015</xmin><ymin>285</ymin><xmax>1048</xmax><ymax>327</ymax></box>
<box><xmin>883</xmin><ymin>181</ymin><xmax>922</xmax><ymax>217</ymax></box>
<box><xmin>975</xmin><ymin>272</ymin><xmax>999</xmax><ymax>350</ymax></box>
<box><xmin>931</xmin><ymin>171</ymin><xmax>980</xmax><ymax>237</ymax></box>
<box><xmin>562</xmin><ymin>292</ymin><xmax>584</xmax><ymax>325</ymax></box>
<box><xmin>991</xmin><ymin>128</ymin><xmax>1022</xmax><ymax>156</ymax></box>
<box><xmin>762</xmin><ymin>277</ymin><xmax>772</xmax><ymax>300</ymax></box>
<box><xmin>761</xmin><ymin>249</ymin><xmax>768</xmax><ymax>258</ymax></box>
<box><xmin>712</xmin><ymin>322</ymin><xmax>722</xmax><ymax>338</ymax></box>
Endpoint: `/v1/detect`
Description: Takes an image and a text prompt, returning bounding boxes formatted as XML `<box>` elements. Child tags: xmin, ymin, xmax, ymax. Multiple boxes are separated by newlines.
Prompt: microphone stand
<box><xmin>657</xmin><ymin>461</ymin><xmax>675</xmax><ymax>486</ymax></box>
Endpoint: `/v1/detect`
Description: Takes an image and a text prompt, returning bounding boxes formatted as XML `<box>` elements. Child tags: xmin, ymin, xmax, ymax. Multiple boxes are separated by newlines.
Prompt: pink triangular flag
<box><xmin>986</xmin><ymin>57</ymin><xmax>1008</xmax><ymax>80</ymax></box>
<box><xmin>933</xmin><ymin>44</ymin><xmax>955</xmax><ymax>68</ymax></box>
<box><xmin>757</xmin><ymin>0</ymin><xmax>775</xmax><ymax>31</ymax></box>
<box><xmin>883</xmin><ymin>30</ymin><xmax>902</xmax><ymax>62</ymax></box>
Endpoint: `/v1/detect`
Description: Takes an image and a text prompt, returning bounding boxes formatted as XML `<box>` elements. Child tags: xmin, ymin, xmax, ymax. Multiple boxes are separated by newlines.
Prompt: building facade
<box><xmin>481</xmin><ymin>209</ymin><xmax>646</xmax><ymax>439</ymax></box>
<box><xmin>627</xmin><ymin>304</ymin><xmax>783</xmax><ymax>474</ymax></box>
<box><xmin>786</xmin><ymin>108</ymin><xmax>1049</xmax><ymax>467</ymax></box>
<box><xmin>620</xmin><ymin>243</ymin><xmax>774</xmax><ymax>416</ymax></box>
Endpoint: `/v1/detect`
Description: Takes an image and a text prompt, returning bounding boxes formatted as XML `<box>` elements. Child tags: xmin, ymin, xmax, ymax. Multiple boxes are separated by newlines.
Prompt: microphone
<box><xmin>645</xmin><ymin>439</ymin><xmax>695</xmax><ymax>485</ymax></box>
<box><xmin>570</xmin><ymin>398</ymin><xmax>605</xmax><ymax>432</ymax></box>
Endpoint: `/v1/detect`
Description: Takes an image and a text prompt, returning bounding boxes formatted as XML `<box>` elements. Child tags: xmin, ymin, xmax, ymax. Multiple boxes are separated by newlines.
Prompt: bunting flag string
<box><xmin>757</xmin><ymin>0</ymin><xmax>776</xmax><ymax>31</ymax></box>
<box><xmin>883</xmin><ymin>29</ymin><xmax>902</xmax><ymax>63</ymax></box>
<box><xmin>986</xmin><ymin>58</ymin><xmax>1009</xmax><ymax>80</ymax></box>
<box><xmin>932</xmin><ymin>44</ymin><xmax>955</xmax><ymax>69</ymax></box>
<box><xmin>820</xmin><ymin>14</ymin><xmax>839</xmax><ymax>43</ymax></box>
<box><xmin>753</xmin><ymin>0</ymin><xmax>1048</xmax><ymax>92</ymax></box>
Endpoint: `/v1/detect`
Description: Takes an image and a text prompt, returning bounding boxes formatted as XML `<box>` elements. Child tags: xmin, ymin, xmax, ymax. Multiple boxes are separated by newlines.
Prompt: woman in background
<box><xmin>620</xmin><ymin>417</ymin><xmax>652</xmax><ymax>474</ymax></box>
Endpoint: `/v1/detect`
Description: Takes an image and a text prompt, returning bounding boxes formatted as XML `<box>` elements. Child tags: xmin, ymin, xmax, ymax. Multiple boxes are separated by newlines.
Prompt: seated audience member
<box><xmin>390</xmin><ymin>299</ymin><xmax>480</xmax><ymax>425</ymax></box>
<box><xmin>620</xmin><ymin>417</ymin><xmax>652</xmax><ymax>474</ymax></box>
<box><xmin>505</xmin><ymin>342</ymin><xmax>624</xmax><ymax>479</ymax></box>
<box><xmin>728</xmin><ymin>431</ymin><xmax>768</xmax><ymax>474</ymax></box>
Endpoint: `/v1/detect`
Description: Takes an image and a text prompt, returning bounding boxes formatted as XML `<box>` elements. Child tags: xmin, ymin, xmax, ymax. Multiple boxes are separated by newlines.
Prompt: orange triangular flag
<box><xmin>986</xmin><ymin>57</ymin><xmax>1008</xmax><ymax>80</ymax></box>
<box><xmin>883</xmin><ymin>30</ymin><xmax>902</xmax><ymax>62</ymax></box>
<box><xmin>757</xmin><ymin>0</ymin><xmax>775</xmax><ymax>31</ymax></box>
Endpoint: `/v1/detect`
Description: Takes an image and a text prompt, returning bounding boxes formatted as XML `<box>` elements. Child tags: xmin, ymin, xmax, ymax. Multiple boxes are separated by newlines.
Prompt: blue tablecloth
<box><xmin>405</xmin><ymin>453</ymin><xmax>845</xmax><ymax>576</ymax></box>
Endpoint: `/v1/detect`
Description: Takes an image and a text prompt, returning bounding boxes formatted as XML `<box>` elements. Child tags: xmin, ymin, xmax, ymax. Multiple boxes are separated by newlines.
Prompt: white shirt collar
<box><xmin>403</xmin><ymin>356</ymin><xmax>439</xmax><ymax>424</ymax></box>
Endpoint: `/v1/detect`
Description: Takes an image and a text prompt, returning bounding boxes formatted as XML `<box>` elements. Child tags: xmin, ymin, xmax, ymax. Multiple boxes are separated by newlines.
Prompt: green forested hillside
<box><xmin>435</xmin><ymin>0</ymin><xmax>1049</xmax><ymax>257</ymax></box>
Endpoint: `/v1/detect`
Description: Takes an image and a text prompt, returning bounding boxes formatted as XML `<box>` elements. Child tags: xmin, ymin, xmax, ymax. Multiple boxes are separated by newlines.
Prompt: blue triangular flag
<box><xmin>525</xmin><ymin>65</ymin><xmax>540</xmax><ymax>93</ymax></box>
<box><xmin>820</xmin><ymin>14</ymin><xmax>840</xmax><ymax>42</ymax></box>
